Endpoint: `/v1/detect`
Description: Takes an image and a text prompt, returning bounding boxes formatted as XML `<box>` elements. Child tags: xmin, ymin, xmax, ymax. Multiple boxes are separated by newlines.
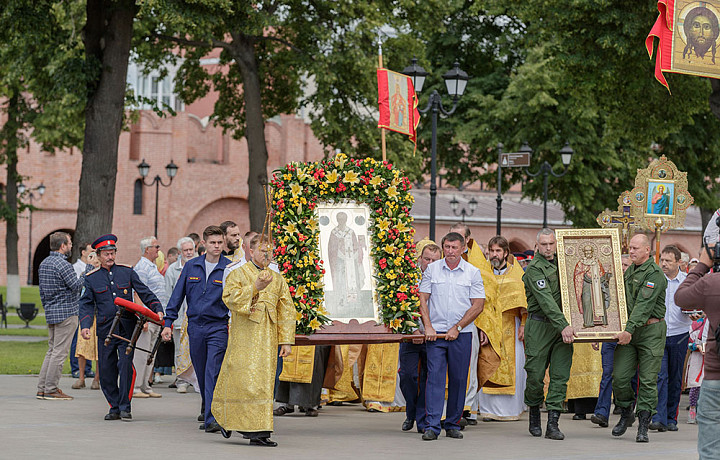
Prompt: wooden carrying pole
<box><xmin>654</xmin><ymin>218</ymin><xmax>663</xmax><ymax>263</ymax></box>
<box><xmin>379</xmin><ymin>38</ymin><xmax>387</xmax><ymax>161</ymax></box>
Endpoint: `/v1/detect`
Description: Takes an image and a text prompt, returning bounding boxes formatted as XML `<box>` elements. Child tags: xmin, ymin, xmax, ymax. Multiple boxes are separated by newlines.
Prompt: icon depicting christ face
<box><xmin>683</xmin><ymin>7</ymin><xmax>720</xmax><ymax>60</ymax></box>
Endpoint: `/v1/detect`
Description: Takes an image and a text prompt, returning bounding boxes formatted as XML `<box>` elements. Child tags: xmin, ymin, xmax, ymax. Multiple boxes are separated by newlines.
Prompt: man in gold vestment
<box><xmin>213</xmin><ymin>235</ymin><xmax>296</xmax><ymax>447</ymax></box>
<box><xmin>475</xmin><ymin>236</ymin><xmax>528</xmax><ymax>421</ymax></box>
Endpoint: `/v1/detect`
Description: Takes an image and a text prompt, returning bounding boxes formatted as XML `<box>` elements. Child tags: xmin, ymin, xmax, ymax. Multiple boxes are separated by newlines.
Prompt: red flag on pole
<box><xmin>377</xmin><ymin>68</ymin><xmax>420</xmax><ymax>149</ymax></box>
<box><xmin>647</xmin><ymin>0</ymin><xmax>720</xmax><ymax>92</ymax></box>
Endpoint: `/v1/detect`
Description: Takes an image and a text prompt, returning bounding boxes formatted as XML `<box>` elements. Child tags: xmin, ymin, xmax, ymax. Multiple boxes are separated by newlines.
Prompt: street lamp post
<box><xmin>525</xmin><ymin>142</ymin><xmax>575</xmax><ymax>228</ymax></box>
<box><xmin>137</xmin><ymin>159</ymin><xmax>179</xmax><ymax>238</ymax></box>
<box><xmin>18</xmin><ymin>183</ymin><xmax>46</xmax><ymax>285</ymax></box>
<box><xmin>450</xmin><ymin>196</ymin><xmax>478</xmax><ymax>222</ymax></box>
<box><xmin>403</xmin><ymin>59</ymin><xmax>469</xmax><ymax>242</ymax></box>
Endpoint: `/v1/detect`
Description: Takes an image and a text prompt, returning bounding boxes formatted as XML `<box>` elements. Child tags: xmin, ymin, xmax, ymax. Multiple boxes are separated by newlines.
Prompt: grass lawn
<box><xmin>0</xmin><ymin>341</ymin><xmax>71</xmax><ymax>374</ymax></box>
<box><xmin>0</xmin><ymin>285</ymin><xmax>43</xmax><ymax>311</ymax></box>
<box><xmin>1</xmin><ymin>285</ymin><xmax>47</xmax><ymax>332</ymax></box>
<box><xmin>0</xmin><ymin>327</ymin><xmax>49</xmax><ymax>337</ymax></box>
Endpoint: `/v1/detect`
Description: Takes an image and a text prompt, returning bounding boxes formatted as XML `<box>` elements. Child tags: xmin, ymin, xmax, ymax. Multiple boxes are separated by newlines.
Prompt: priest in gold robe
<box><xmin>213</xmin><ymin>235</ymin><xmax>296</xmax><ymax>447</ymax></box>
<box><xmin>475</xmin><ymin>236</ymin><xmax>528</xmax><ymax>421</ymax></box>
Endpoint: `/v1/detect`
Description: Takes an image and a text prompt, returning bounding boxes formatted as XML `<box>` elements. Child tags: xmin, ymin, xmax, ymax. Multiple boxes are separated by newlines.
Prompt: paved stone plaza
<box><xmin>0</xmin><ymin>375</ymin><xmax>698</xmax><ymax>460</ymax></box>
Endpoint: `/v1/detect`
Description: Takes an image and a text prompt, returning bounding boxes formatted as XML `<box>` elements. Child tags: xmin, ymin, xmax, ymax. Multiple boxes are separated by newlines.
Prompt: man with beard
<box><xmin>683</xmin><ymin>6</ymin><xmax>720</xmax><ymax>63</ymax></box>
<box><xmin>475</xmin><ymin>236</ymin><xmax>528</xmax><ymax>421</ymax></box>
<box><xmin>220</xmin><ymin>220</ymin><xmax>244</xmax><ymax>263</ymax></box>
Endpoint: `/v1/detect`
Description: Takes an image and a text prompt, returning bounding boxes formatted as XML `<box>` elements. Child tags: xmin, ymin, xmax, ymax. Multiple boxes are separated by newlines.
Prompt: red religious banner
<box><xmin>647</xmin><ymin>0</ymin><xmax>720</xmax><ymax>91</ymax></box>
<box><xmin>377</xmin><ymin>68</ymin><xmax>420</xmax><ymax>148</ymax></box>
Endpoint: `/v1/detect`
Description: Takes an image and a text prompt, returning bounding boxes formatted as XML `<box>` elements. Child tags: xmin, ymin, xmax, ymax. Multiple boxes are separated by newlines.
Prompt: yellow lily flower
<box><xmin>377</xmin><ymin>219</ymin><xmax>390</xmax><ymax>231</ymax></box>
<box><xmin>343</xmin><ymin>170</ymin><xmax>360</xmax><ymax>185</ymax></box>
<box><xmin>369</xmin><ymin>175</ymin><xmax>383</xmax><ymax>187</ymax></box>
<box><xmin>284</xmin><ymin>222</ymin><xmax>297</xmax><ymax>235</ymax></box>
<box><xmin>386</xmin><ymin>185</ymin><xmax>399</xmax><ymax>199</ymax></box>
<box><xmin>291</xmin><ymin>183</ymin><xmax>303</xmax><ymax>197</ymax></box>
<box><xmin>309</xmin><ymin>318</ymin><xmax>321</xmax><ymax>330</ymax></box>
<box><xmin>326</xmin><ymin>169</ymin><xmax>339</xmax><ymax>183</ymax></box>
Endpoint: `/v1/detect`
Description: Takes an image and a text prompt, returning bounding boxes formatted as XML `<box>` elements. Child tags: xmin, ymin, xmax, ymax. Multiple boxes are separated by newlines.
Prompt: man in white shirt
<box><xmin>650</xmin><ymin>245</ymin><xmax>690</xmax><ymax>432</ymax></box>
<box><xmin>72</xmin><ymin>242</ymin><xmax>93</xmax><ymax>278</ymax></box>
<box><xmin>164</xmin><ymin>237</ymin><xmax>198</xmax><ymax>394</ymax></box>
<box><xmin>70</xmin><ymin>241</ymin><xmax>95</xmax><ymax>379</ymax></box>
<box><xmin>132</xmin><ymin>236</ymin><xmax>169</xmax><ymax>398</ymax></box>
<box><xmin>419</xmin><ymin>232</ymin><xmax>485</xmax><ymax>441</ymax></box>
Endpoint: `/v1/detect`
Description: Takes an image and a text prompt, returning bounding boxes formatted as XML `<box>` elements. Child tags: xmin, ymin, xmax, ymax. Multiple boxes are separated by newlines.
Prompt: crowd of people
<box><xmin>33</xmin><ymin>219</ymin><xmax>717</xmax><ymax>454</ymax></box>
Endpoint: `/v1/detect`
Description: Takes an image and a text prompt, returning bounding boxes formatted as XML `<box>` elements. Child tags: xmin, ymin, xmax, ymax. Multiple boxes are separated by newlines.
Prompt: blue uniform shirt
<box><xmin>164</xmin><ymin>255</ymin><xmax>231</xmax><ymax>328</ymax></box>
<box><xmin>79</xmin><ymin>263</ymin><xmax>162</xmax><ymax>329</ymax></box>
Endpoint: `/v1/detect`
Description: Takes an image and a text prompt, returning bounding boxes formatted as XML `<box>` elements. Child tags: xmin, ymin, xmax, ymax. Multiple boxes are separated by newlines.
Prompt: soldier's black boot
<box><xmin>636</xmin><ymin>410</ymin><xmax>651</xmax><ymax>443</ymax></box>
<box><xmin>545</xmin><ymin>410</ymin><xmax>564</xmax><ymax>440</ymax></box>
<box><xmin>528</xmin><ymin>406</ymin><xmax>542</xmax><ymax>437</ymax></box>
<box><xmin>611</xmin><ymin>406</ymin><xmax>636</xmax><ymax>437</ymax></box>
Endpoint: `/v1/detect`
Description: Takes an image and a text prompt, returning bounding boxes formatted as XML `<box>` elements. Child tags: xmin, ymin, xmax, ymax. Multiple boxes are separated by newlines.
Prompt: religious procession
<box><xmin>2</xmin><ymin>2</ymin><xmax>720</xmax><ymax>460</ymax></box>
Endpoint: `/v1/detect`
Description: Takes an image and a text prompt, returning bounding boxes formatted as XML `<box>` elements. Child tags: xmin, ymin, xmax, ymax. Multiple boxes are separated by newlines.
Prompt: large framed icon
<box><xmin>556</xmin><ymin>228</ymin><xmax>629</xmax><ymax>342</ymax></box>
<box><xmin>317</xmin><ymin>202</ymin><xmax>379</xmax><ymax>323</ymax></box>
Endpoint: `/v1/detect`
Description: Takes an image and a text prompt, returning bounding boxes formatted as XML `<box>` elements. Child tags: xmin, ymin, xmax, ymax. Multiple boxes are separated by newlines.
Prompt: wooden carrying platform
<box><xmin>294</xmin><ymin>320</ymin><xmax>441</xmax><ymax>345</ymax></box>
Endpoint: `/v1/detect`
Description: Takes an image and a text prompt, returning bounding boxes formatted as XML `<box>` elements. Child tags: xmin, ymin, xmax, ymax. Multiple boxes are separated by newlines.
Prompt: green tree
<box><xmin>445</xmin><ymin>0</ymin><xmax>720</xmax><ymax>228</ymax></box>
<box><xmin>0</xmin><ymin>1</ymin><xmax>85</xmax><ymax>304</ymax></box>
<box><xmin>139</xmin><ymin>1</ymin><xmax>447</xmax><ymax>230</ymax></box>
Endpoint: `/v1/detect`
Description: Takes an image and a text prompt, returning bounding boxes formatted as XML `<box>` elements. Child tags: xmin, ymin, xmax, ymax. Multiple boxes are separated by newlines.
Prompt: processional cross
<box><xmin>596</xmin><ymin>191</ymin><xmax>637</xmax><ymax>254</ymax></box>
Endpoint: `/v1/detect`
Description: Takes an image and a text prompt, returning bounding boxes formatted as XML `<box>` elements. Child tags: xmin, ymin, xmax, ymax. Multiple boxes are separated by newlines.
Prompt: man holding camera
<box><xmin>611</xmin><ymin>234</ymin><xmax>667</xmax><ymax>443</ymax></box>
<box><xmin>675</xmin><ymin>241</ymin><xmax>720</xmax><ymax>459</ymax></box>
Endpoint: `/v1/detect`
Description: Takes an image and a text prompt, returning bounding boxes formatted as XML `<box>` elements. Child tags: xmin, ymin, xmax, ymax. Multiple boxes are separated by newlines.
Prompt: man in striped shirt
<box><xmin>37</xmin><ymin>232</ymin><xmax>84</xmax><ymax>400</ymax></box>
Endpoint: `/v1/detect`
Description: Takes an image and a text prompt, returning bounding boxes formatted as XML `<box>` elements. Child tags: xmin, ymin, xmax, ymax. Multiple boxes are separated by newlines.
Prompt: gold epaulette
<box><xmin>85</xmin><ymin>267</ymin><xmax>100</xmax><ymax>276</ymax></box>
<box><xmin>115</xmin><ymin>263</ymin><xmax>133</xmax><ymax>268</ymax></box>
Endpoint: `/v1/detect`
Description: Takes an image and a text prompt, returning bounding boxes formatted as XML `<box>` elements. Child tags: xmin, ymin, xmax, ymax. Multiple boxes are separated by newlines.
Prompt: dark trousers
<box><xmin>425</xmin><ymin>333</ymin><xmax>471</xmax><ymax>435</ymax></box>
<box><xmin>399</xmin><ymin>341</ymin><xmax>427</xmax><ymax>430</ymax></box>
<box><xmin>654</xmin><ymin>332</ymin><xmax>689</xmax><ymax>425</ymax></box>
<box><xmin>70</xmin><ymin>322</ymin><xmax>93</xmax><ymax>375</ymax></box>
<box><xmin>594</xmin><ymin>342</ymin><xmax>638</xmax><ymax>418</ymax></box>
<box><xmin>97</xmin><ymin>318</ymin><xmax>136</xmax><ymax>414</ymax></box>
<box><xmin>188</xmin><ymin>321</ymin><xmax>228</xmax><ymax>427</ymax></box>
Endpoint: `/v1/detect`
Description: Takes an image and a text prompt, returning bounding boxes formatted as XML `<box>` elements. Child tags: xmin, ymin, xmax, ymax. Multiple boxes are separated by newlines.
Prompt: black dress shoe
<box><xmin>466</xmin><ymin>418</ymin><xmax>478</xmax><ymax>426</ymax></box>
<box><xmin>402</xmin><ymin>419</ymin><xmax>414</xmax><ymax>431</ymax></box>
<box><xmin>199</xmin><ymin>424</ymin><xmax>205</xmax><ymax>430</ymax></box>
<box><xmin>105</xmin><ymin>412</ymin><xmax>121</xmax><ymax>421</ymax></box>
<box><xmin>590</xmin><ymin>414</ymin><xmax>609</xmax><ymax>427</ymax></box>
<box><xmin>220</xmin><ymin>427</ymin><xmax>232</xmax><ymax>439</ymax></box>
<box><xmin>613</xmin><ymin>406</ymin><xmax>622</xmax><ymax>415</ymax></box>
<box><xmin>649</xmin><ymin>421</ymin><xmax>667</xmax><ymax>432</ymax></box>
<box><xmin>249</xmin><ymin>437</ymin><xmax>277</xmax><ymax>447</ymax></box>
<box><xmin>305</xmin><ymin>408</ymin><xmax>319</xmax><ymax>417</ymax></box>
<box><xmin>446</xmin><ymin>429</ymin><xmax>463</xmax><ymax>439</ymax></box>
<box><xmin>422</xmin><ymin>430</ymin><xmax>438</xmax><ymax>441</ymax></box>
<box><xmin>198</xmin><ymin>413</ymin><xmax>205</xmax><ymax>422</ymax></box>
<box><xmin>205</xmin><ymin>421</ymin><xmax>221</xmax><ymax>433</ymax></box>
<box><xmin>667</xmin><ymin>422</ymin><xmax>678</xmax><ymax>432</ymax></box>
<box><xmin>120</xmin><ymin>411</ymin><xmax>132</xmax><ymax>421</ymax></box>
<box><xmin>572</xmin><ymin>414</ymin><xmax>587</xmax><ymax>420</ymax></box>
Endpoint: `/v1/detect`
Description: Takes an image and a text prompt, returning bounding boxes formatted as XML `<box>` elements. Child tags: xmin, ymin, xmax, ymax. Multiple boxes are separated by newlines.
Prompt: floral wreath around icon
<box><xmin>270</xmin><ymin>153</ymin><xmax>421</xmax><ymax>335</ymax></box>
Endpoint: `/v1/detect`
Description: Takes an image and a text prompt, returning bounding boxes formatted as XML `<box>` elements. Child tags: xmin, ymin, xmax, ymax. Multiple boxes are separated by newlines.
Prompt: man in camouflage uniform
<box><xmin>523</xmin><ymin>228</ymin><xmax>576</xmax><ymax>440</ymax></box>
<box><xmin>611</xmin><ymin>234</ymin><xmax>667</xmax><ymax>443</ymax></box>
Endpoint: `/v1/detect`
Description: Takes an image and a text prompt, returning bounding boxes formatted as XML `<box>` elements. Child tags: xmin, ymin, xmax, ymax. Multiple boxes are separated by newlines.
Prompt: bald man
<box><xmin>611</xmin><ymin>234</ymin><xmax>667</xmax><ymax>443</ymax></box>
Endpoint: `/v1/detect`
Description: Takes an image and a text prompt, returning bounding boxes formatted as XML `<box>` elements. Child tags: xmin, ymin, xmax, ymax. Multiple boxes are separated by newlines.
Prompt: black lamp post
<box><xmin>525</xmin><ymin>142</ymin><xmax>575</xmax><ymax>228</ymax></box>
<box><xmin>450</xmin><ymin>196</ymin><xmax>478</xmax><ymax>222</ymax></box>
<box><xmin>138</xmin><ymin>159</ymin><xmax>179</xmax><ymax>238</ymax></box>
<box><xmin>403</xmin><ymin>58</ymin><xmax>469</xmax><ymax>242</ymax></box>
<box><xmin>18</xmin><ymin>182</ymin><xmax>46</xmax><ymax>285</ymax></box>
